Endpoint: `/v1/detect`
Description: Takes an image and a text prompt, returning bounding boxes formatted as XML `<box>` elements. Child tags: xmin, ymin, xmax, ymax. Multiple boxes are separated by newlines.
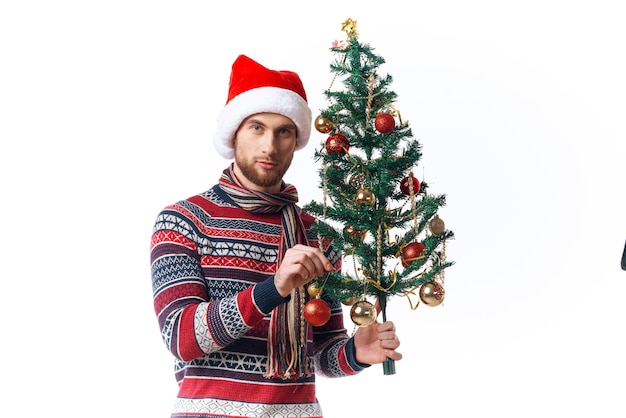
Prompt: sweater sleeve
<box><xmin>310</xmin><ymin>296</ymin><xmax>370</xmax><ymax>377</ymax></box>
<box><xmin>150</xmin><ymin>208</ymin><xmax>286</xmax><ymax>362</ymax></box>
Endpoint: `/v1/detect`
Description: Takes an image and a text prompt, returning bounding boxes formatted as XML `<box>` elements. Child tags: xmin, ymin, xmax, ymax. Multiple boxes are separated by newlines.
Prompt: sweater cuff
<box><xmin>253</xmin><ymin>276</ymin><xmax>290</xmax><ymax>314</ymax></box>
<box><xmin>345</xmin><ymin>337</ymin><xmax>371</xmax><ymax>371</ymax></box>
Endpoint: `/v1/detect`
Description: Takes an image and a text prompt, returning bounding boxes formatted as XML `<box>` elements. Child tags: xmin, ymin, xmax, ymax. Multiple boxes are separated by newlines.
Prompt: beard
<box><xmin>233</xmin><ymin>151</ymin><xmax>293</xmax><ymax>190</ymax></box>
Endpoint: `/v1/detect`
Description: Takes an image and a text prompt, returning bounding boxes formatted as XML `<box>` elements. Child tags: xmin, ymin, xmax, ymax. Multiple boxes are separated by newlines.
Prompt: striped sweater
<box><xmin>150</xmin><ymin>184</ymin><xmax>367</xmax><ymax>418</ymax></box>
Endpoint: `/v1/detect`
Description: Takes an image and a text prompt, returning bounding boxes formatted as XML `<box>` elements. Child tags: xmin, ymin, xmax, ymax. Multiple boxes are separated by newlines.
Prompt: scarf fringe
<box><xmin>265</xmin><ymin>286</ymin><xmax>313</xmax><ymax>379</ymax></box>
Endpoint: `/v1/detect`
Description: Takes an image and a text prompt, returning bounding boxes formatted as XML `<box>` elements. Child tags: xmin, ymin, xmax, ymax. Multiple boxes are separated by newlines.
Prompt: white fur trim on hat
<box><xmin>213</xmin><ymin>86</ymin><xmax>312</xmax><ymax>159</ymax></box>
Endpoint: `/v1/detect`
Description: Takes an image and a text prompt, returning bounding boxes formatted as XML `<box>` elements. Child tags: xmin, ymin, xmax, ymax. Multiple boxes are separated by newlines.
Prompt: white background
<box><xmin>2</xmin><ymin>1</ymin><xmax>625</xmax><ymax>417</ymax></box>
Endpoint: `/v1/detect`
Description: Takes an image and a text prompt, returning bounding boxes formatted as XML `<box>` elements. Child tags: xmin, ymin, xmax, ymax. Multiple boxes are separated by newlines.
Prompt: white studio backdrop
<box><xmin>1</xmin><ymin>1</ymin><xmax>625</xmax><ymax>417</ymax></box>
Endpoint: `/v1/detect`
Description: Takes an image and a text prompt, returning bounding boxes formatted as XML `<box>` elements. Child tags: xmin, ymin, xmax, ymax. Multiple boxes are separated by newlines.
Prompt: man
<box><xmin>150</xmin><ymin>54</ymin><xmax>401</xmax><ymax>418</ymax></box>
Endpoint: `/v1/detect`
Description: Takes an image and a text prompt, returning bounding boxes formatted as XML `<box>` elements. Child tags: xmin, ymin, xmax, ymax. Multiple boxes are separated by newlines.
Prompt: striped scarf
<box><xmin>219</xmin><ymin>165</ymin><xmax>312</xmax><ymax>379</ymax></box>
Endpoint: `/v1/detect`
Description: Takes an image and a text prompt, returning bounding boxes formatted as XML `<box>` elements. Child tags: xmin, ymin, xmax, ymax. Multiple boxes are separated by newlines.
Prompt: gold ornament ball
<box><xmin>419</xmin><ymin>281</ymin><xmax>445</xmax><ymax>307</ymax></box>
<box><xmin>429</xmin><ymin>214</ymin><xmax>446</xmax><ymax>235</ymax></box>
<box><xmin>314</xmin><ymin>115</ymin><xmax>335</xmax><ymax>134</ymax></box>
<box><xmin>307</xmin><ymin>282</ymin><xmax>322</xmax><ymax>298</ymax></box>
<box><xmin>350</xmin><ymin>300</ymin><xmax>377</xmax><ymax>326</ymax></box>
<box><xmin>355</xmin><ymin>188</ymin><xmax>376</xmax><ymax>206</ymax></box>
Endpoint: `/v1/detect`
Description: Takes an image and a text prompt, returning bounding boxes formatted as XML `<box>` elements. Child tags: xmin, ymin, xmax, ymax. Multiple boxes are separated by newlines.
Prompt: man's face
<box><xmin>232</xmin><ymin>113</ymin><xmax>297</xmax><ymax>193</ymax></box>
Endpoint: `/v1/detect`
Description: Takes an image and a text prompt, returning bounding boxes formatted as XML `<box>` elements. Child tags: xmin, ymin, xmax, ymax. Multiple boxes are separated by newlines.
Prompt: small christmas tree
<box><xmin>303</xmin><ymin>18</ymin><xmax>454</xmax><ymax>375</ymax></box>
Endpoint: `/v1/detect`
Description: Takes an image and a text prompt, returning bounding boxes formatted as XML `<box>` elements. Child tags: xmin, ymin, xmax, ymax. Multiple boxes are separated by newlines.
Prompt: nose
<box><xmin>260</xmin><ymin>132</ymin><xmax>278</xmax><ymax>155</ymax></box>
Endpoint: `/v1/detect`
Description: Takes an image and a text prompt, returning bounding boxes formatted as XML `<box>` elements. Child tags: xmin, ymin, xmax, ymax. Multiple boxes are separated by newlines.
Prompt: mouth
<box><xmin>257</xmin><ymin>160</ymin><xmax>278</xmax><ymax>170</ymax></box>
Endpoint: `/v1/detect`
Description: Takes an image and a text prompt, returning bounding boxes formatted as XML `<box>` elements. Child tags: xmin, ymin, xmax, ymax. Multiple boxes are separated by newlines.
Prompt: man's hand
<box><xmin>353</xmin><ymin>301</ymin><xmax>402</xmax><ymax>365</ymax></box>
<box><xmin>274</xmin><ymin>244</ymin><xmax>335</xmax><ymax>297</ymax></box>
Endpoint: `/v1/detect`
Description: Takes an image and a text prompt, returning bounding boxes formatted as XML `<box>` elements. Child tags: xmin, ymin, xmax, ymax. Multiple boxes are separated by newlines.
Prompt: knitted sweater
<box><xmin>150</xmin><ymin>184</ymin><xmax>367</xmax><ymax>418</ymax></box>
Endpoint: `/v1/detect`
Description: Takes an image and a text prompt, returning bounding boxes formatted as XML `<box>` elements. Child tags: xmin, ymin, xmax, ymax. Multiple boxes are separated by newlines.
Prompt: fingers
<box><xmin>384</xmin><ymin>348</ymin><xmax>403</xmax><ymax>361</ymax></box>
<box><xmin>274</xmin><ymin>245</ymin><xmax>335</xmax><ymax>297</ymax></box>
<box><xmin>377</xmin><ymin>321</ymin><xmax>402</xmax><ymax>358</ymax></box>
<box><xmin>294</xmin><ymin>255</ymin><xmax>323</xmax><ymax>281</ymax></box>
<box><xmin>298</xmin><ymin>244</ymin><xmax>335</xmax><ymax>273</ymax></box>
<box><xmin>285</xmin><ymin>245</ymin><xmax>335</xmax><ymax>278</ymax></box>
<box><xmin>377</xmin><ymin>320</ymin><xmax>395</xmax><ymax>333</ymax></box>
<box><xmin>353</xmin><ymin>319</ymin><xmax>403</xmax><ymax>365</ymax></box>
<box><xmin>377</xmin><ymin>322</ymin><xmax>399</xmax><ymax>345</ymax></box>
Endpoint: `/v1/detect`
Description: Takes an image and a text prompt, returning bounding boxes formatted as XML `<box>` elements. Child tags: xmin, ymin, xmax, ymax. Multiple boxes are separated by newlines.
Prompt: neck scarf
<box><xmin>219</xmin><ymin>165</ymin><xmax>312</xmax><ymax>379</ymax></box>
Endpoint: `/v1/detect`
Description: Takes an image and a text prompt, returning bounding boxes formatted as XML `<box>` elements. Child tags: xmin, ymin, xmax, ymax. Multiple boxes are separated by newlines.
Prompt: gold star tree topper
<box><xmin>341</xmin><ymin>18</ymin><xmax>358</xmax><ymax>38</ymax></box>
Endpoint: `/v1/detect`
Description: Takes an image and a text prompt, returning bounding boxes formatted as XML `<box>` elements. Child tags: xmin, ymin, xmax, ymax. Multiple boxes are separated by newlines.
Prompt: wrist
<box><xmin>347</xmin><ymin>337</ymin><xmax>371</xmax><ymax>370</ymax></box>
<box><xmin>273</xmin><ymin>273</ymin><xmax>292</xmax><ymax>298</ymax></box>
<box><xmin>253</xmin><ymin>276</ymin><xmax>290</xmax><ymax>314</ymax></box>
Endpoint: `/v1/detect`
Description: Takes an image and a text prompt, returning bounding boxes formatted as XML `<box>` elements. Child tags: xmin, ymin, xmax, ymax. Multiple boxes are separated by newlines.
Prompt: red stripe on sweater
<box><xmin>178</xmin><ymin>376</ymin><xmax>316</xmax><ymax>404</ymax></box>
<box><xmin>187</xmin><ymin>195</ymin><xmax>283</xmax><ymax>224</ymax></box>
<box><xmin>153</xmin><ymin>282</ymin><xmax>206</xmax><ymax>315</ymax></box>
<box><xmin>336</xmin><ymin>343</ymin><xmax>359</xmax><ymax>376</ymax></box>
<box><xmin>151</xmin><ymin>229</ymin><xmax>198</xmax><ymax>251</ymax></box>
<box><xmin>201</xmin><ymin>256</ymin><xmax>276</xmax><ymax>274</ymax></box>
<box><xmin>236</xmin><ymin>286</ymin><xmax>266</xmax><ymax>327</ymax></box>
<box><xmin>178</xmin><ymin>306</ymin><xmax>205</xmax><ymax>361</ymax></box>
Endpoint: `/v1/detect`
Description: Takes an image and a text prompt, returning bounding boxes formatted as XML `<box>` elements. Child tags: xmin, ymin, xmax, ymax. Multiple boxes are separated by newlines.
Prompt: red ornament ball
<box><xmin>325</xmin><ymin>133</ymin><xmax>350</xmax><ymax>154</ymax></box>
<box><xmin>400</xmin><ymin>175</ymin><xmax>421</xmax><ymax>196</ymax></box>
<box><xmin>401</xmin><ymin>242</ymin><xmax>426</xmax><ymax>268</ymax></box>
<box><xmin>303</xmin><ymin>298</ymin><xmax>331</xmax><ymax>326</ymax></box>
<box><xmin>374</xmin><ymin>113</ymin><xmax>395</xmax><ymax>134</ymax></box>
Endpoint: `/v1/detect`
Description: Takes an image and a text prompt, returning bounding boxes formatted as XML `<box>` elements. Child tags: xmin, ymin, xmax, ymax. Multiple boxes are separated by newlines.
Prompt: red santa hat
<box><xmin>213</xmin><ymin>55</ymin><xmax>312</xmax><ymax>159</ymax></box>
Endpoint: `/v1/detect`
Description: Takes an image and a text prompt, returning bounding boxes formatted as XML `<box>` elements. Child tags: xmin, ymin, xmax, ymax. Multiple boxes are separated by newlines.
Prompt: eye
<box><xmin>248</xmin><ymin>123</ymin><xmax>263</xmax><ymax>133</ymax></box>
<box><xmin>278</xmin><ymin>126</ymin><xmax>296</xmax><ymax>137</ymax></box>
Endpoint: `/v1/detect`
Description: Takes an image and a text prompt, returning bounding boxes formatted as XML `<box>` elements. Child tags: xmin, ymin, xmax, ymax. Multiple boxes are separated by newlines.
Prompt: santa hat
<box><xmin>213</xmin><ymin>55</ymin><xmax>312</xmax><ymax>159</ymax></box>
